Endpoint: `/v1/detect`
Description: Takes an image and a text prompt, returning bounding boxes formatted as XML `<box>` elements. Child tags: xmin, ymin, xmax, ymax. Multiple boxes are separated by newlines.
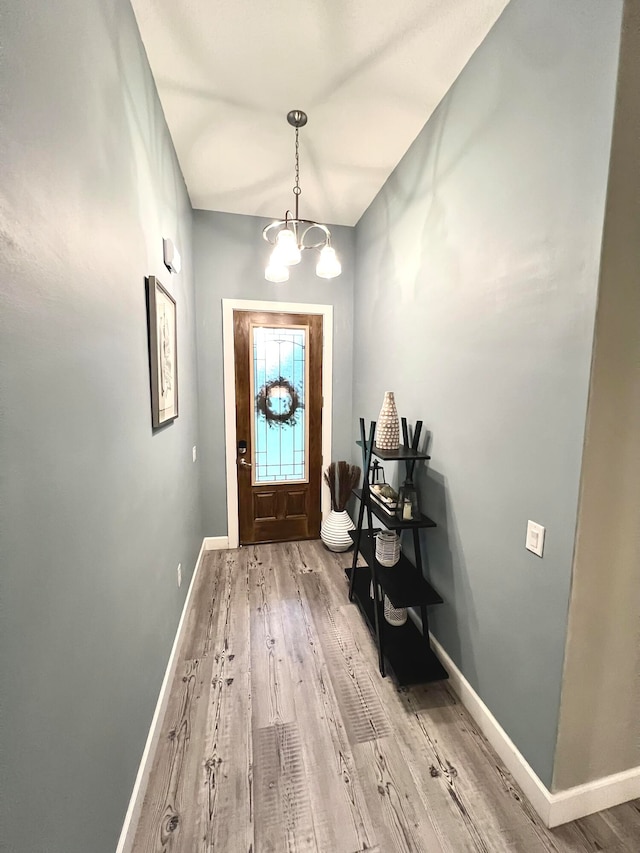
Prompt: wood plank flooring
<box><xmin>131</xmin><ymin>541</ymin><xmax>640</xmax><ymax>852</ymax></box>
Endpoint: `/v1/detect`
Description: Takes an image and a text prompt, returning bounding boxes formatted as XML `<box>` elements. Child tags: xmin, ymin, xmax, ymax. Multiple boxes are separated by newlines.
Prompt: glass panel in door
<box><xmin>251</xmin><ymin>325</ymin><xmax>308</xmax><ymax>484</ymax></box>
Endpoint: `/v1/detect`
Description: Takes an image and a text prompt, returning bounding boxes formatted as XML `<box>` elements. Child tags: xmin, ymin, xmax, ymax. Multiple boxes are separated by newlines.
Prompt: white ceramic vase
<box><xmin>320</xmin><ymin>509</ymin><xmax>355</xmax><ymax>552</ymax></box>
<box><xmin>376</xmin><ymin>391</ymin><xmax>400</xmax><ymax>451</ymax></box>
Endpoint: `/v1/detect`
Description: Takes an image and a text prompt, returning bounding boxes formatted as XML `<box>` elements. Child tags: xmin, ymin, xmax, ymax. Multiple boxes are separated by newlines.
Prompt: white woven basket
<box><xmin>375</xmin><ymin>530</ymin><xmax>400</xmax><ymax>566</ymax></box>
<box><xmin>384</xmin><ymin>596</ymin><xmax>407</xmax><ymax>626</ymax></box>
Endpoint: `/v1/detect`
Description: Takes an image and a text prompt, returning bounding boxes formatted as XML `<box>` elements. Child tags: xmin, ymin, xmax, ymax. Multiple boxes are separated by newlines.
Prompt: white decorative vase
<box><xmin>320</xmin><ymin>509</ymin><xmax>355</xmax><ymax>552</ymax></box>
<box><xmin>376</xmin><ymin>391</ymin><xmax>399</xmax><ymax>451</ymax></box>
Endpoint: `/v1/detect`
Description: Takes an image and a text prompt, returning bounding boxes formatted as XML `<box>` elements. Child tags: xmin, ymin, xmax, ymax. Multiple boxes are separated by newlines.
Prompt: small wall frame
<box><xmin>147</xmin><ymin>275</ymin><xmax>178</xmax><ymax>428</ymax></box>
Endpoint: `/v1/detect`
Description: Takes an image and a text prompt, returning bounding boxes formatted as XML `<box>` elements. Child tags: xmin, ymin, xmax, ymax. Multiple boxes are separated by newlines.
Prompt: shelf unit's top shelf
<box><xmin>356</xmin><ymin>441</ymin><xmax>431</xmax><ymax>462</ymax></box>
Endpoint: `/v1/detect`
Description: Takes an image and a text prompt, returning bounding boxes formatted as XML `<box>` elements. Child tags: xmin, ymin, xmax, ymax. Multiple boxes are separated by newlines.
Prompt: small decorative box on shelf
<box><xmin>369</xmin><ymin>487</ymin><xmax>397</xmax><ymax>515</ymax></box>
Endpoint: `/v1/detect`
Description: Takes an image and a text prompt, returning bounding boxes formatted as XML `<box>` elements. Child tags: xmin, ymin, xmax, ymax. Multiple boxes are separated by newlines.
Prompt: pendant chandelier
<box><xmin>263</xmin><ymin>110</ymin><xmax>341</xmax><ymax>283</ymax></box>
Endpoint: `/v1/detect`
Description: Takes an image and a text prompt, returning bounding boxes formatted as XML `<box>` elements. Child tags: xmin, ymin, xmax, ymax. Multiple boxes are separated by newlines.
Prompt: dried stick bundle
<box><xmin>324</xmin><ymin>461</ymin><xmax>361</xmax><ymax>512</ymax></box>
<box><xmin>323</xmin><ymin>463</ymin><xmax>337</xmax><ymax>511</ymax></box>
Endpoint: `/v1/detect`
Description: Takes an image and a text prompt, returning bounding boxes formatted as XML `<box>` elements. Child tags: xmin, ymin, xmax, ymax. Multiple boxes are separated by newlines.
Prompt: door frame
<box><xmin>222</xmin><ymin>299</ymin><xmax>333</xmax><ymax>549</ymax></box>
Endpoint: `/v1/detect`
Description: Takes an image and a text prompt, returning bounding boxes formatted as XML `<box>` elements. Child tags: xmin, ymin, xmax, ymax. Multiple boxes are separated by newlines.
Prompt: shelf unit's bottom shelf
<box><xmin>345</xmin><ymin>567</ymin><xmax>448</xmax><ymax>686</ymax></box>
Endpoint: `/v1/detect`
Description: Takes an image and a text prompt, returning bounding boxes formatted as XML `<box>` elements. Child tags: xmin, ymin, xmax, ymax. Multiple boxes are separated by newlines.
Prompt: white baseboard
<box><xmin>115</xmin><ymin>537</ymin><xmax>207</xmax><ymax>853</ymax></box>
<box><xmin>427</xmin><ymin>632</ymin><xmax>554</xmax><ymax>825</ymax></box>
<box><xmin>203</xmin><ymin>535</ymin><xmax>230</xmax><ymax>550</ymax></box>
<box><xmin>425</xmin><ymin>628</ymin><xmax>640</xmax><ymax>827</ymax></box>
<box><xmin>548</xmin><ymin>765</ymin><xmax>640</xmax><ymax>827</ymax></box>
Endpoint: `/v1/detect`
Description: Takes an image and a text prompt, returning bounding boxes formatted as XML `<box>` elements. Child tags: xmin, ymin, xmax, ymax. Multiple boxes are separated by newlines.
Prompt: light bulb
<box><xmin>316</xmin><ymin>245</ymin><xmax>341</xmax><ymax>279</ymax></box>
<box><xmin>274</xmin><ymin>228</ymin><xmax>301</xmax><ymax>266</ymax></box>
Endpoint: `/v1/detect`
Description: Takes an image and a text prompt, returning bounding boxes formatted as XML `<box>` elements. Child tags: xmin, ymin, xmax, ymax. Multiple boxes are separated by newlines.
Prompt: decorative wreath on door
<box><xmin>255</xmin><ymin>376</ymin><xmax>303</xmax><ymax>427</ymax></box>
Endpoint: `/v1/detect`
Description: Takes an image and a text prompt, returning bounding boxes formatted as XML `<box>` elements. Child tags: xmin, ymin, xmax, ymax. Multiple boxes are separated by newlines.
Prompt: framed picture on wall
<box><xmin>146</xmin><ymin>275</ymin><xmax>178</xmax><ymax>428</ymax></box>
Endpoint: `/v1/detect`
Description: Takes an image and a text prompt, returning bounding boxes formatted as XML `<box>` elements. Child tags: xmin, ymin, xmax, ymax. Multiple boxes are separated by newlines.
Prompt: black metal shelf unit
<box><xmin>346</xmin><ymin>417</ymin><xmax>448</xmax><ymax>685</ymax></box>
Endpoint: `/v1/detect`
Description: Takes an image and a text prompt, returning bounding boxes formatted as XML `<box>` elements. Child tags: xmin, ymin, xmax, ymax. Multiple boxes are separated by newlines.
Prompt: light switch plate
<box><xmin>526</xmin><ymin>520</ymin><xmax>545</xmax><ymax>557</ymax></box>
<box><xmin>192</xmin><ymin>445</ymin><xmax>197</xmax><ymax>462</ymax></box>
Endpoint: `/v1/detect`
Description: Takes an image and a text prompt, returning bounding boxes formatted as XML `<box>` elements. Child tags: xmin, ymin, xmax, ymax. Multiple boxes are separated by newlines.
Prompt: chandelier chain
<box><xmin>293</xmin><ymin>126</ymin><xmax>301</xmax><ymax>197</ymax></box>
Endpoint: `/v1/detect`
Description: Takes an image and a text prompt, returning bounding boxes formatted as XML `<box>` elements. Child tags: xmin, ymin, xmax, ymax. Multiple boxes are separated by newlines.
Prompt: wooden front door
<box><xmin>234</xmin><ymin>310</ymin><xmax>323</xmax><ymax>545</ymax></box>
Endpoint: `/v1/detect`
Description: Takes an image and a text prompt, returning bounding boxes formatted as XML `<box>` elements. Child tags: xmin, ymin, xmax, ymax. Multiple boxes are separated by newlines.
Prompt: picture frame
<box><xmin>147</xmin><ymin>275</ymin><xmax>178</xmax><ymax>428</ymax></box>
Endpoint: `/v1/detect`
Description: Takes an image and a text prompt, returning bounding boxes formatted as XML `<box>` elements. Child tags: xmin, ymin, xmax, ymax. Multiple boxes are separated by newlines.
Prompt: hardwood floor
<box><xmin>131</xmin><ymin>541</ymin><xmax>640</xmax><ymax>852</ymax></box>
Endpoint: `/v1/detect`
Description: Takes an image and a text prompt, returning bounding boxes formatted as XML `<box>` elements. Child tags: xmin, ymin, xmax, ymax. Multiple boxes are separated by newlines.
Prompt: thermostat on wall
<box><xmin>163</xmin><ymin>238</ymin><xmax>181</xmax><ymax>274</ymax></box>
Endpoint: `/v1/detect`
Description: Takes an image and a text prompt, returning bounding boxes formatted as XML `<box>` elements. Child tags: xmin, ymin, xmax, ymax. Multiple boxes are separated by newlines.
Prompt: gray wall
<box><xmin>553</xmin><ymin>0</ymin><xmax>640</xmax><ymax>791</ymax></box>
<box><xmin>0</xmin><ymin>2</ymin><xmax>202</xmax><ymax>851</ymax></box>
<box><xmin>352</xmin><ymin>0</ymin><xmax>622</xmax><ymax>787</ymax></box>
<box><xmin>193</xmin><ymin>209</ymin><xmax>355</xmax><ymax>535</ymax></box>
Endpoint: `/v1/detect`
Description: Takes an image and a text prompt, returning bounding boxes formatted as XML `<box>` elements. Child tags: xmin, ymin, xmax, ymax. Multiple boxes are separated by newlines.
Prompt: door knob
<box><xmin>238</xmin><ymin>458</ymin><xmax>252</xmax><ymax>468</ymax></box>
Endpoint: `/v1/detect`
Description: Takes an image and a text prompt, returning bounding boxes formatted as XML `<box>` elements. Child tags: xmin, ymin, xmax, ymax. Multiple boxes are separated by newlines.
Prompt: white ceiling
<box><xmin>131</xmin><ymin>0</ymin><xmax>510</xmax><ymax>227</ymax></box>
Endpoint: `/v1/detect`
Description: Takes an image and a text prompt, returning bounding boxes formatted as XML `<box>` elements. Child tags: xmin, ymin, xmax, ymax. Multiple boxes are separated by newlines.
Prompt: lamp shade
<box><xmin>274</xmin><ymin>228</ymin><xmax>301</xmax><ymax>266</ymax></box>
<box><xmin>265</xmin><ymin>258</ymin><xmax>289</xmax><ymax>282</ymax></box>
<box><xmin>316</xmin><ymin>245</ymin><xmax>341</xmax><ymax>279</ymax></box>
